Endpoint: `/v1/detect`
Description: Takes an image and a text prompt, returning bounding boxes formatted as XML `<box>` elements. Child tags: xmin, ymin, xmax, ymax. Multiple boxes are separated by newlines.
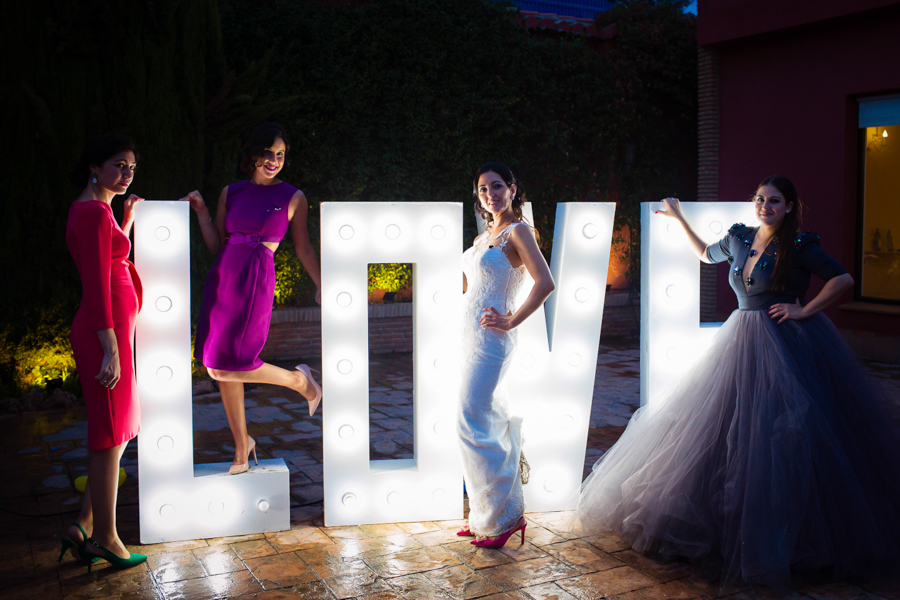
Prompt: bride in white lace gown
<box><xmin>458</xmin><ymin>163</ymin><xmax>555</xmax><ymax>547</ymax></box>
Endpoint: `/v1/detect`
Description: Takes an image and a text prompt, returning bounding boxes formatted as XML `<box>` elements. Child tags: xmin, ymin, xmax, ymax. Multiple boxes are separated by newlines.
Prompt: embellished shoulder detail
<box><xmin>726</xmin><ymin>222</ymin><xmax>748</xmax><ymax>237</ymax></box>
<box><xmin>793</xmin><ymin>231</ymin><xmax>821</xmax><ymax>251</ymax></box>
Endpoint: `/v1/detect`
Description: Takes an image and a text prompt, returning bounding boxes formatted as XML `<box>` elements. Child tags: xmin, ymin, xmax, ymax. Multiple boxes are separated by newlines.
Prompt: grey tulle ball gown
<box><xmin>570</xmin><ymin>225</ymin><xmax>900</xmax><ymax>589</ymax></box>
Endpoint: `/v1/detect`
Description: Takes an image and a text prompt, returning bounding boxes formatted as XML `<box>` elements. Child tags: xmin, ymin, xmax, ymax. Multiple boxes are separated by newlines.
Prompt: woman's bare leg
<box><xmin>217</xmin><ymin>380</ymin><xmax>251</xmax><ymax>464</ymax></box>
<box><xmin>209</xmin><ymin>363</ymin><xmax>318</xmax><ymax>401</ymax></box>
<box><xmin>68</xmin><ymin>483</ymin><xmax>94</xmax><ymax>545</ymax></box>
<box><xmin>208</xmin><ymin>363</ymin><xmax>320</xmax><ymax>463</ymax></box>
<box><xmin>86</xmin><ymin>442</ymin><xmax>131</xmax><ymax>559</ymax></box>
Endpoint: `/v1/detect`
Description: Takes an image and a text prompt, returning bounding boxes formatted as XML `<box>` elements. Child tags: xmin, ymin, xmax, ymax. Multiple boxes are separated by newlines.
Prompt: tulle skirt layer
<box><xmin>570</xmin><ymin>310</ymin><xmax>900</xmax><ymax>589</ymax></box>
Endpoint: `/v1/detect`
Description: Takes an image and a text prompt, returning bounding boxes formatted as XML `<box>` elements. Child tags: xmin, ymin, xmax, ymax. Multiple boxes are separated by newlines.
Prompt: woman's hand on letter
<box><xmin>122</xmin><ymin>194</ymin><xmax>145</xmax><ymax>225</ymax></box>
<box><xmin>481</xmin><ymin>307</ymin><xmax>513</xmax><ymax>332</ymax></box>
<box><xmin>768</xmin><ymin>298</ymin><xmax>806</xmax><ymax>324</ymax></box>
<box><xmin>655</xmin><ymin>197</ymin><xmax>684</xmax><ymax>221</ymax></box>
<box><xmin>179</xmin><ymin>190</ymin><xmax>208</xmax><ymax>214</ymax></box>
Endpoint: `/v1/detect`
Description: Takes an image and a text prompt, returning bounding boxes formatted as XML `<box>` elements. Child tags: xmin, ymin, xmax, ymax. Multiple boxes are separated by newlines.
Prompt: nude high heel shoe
<box><xmin>229</xmin><ymin>436</ymin><xmax>258</xmax><ymax>475</ymax></box>
<box><xmin>295</xmin><ymin>364</ymin><xmax>323</xmax><ymax>416</ymax></box>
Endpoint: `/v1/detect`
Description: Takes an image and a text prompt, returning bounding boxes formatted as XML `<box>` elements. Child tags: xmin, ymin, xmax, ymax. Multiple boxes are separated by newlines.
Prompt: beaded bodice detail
<box><xmin>461</xmin><ymin>223</ymin><xmax>528</xmax><ymax>348</ymax></box>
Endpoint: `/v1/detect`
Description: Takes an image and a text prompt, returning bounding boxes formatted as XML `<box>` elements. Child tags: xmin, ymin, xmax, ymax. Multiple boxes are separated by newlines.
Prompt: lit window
<box><xmin>858</xmin><ymin>95</ymin><xmax>900</xmax><ymax>303</ymax></box>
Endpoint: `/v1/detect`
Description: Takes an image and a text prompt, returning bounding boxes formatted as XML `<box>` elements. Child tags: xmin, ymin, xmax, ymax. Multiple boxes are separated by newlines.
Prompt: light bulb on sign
<box><xmin>431</xmin><ymin>225</ymin><xmax>446</xmax><ymax>240</ymax></box>
<box><xmin>385</xmin><ymin>224</ymin><xmax>401</xmax><ymax>240</ymax></box>
<box><xmin>156</xmin><ymin>366</ymin><xmax>173</xmax><ymax>381</ymax></box>
<box><xmin>336</xmin><ymin>292</ymin><xmax>352</xmax><ymax>307</ymax></box>
<box><xmin>574</xmin><ymin>287</ymin><xmax>589</xmax><ymax>303</ymax></box>
<box><xmin>708</xmin><ymin>221</ymin><xmax>723</xmax><ymax>235</ymax></box>
<box><xmin>338</xmin><ymin>425</ymin><xmax>354</xmax><ymax>440</ymax></box>
<box><xmin>582</xmin><ymin>223</ymin><xmax>598</xmax><ymax>239</ymax></box>
<box><xmin>568</xmin><ymin>353</ymin><xmax>582</xmax><ymax>367</ymax></box>
<box><xmin>209</xmin><ymin>501</ymin><xmax>224</xmax><ymax>515</ymax></box>
<box><xmin>339</xmin><ymin>225</ymin><xmax>354</xmax><ymax>240</ymax></box>
<box><xmin>156</xmin><ymin>296</ymin><xmax>173</xmax><ymax>312</ymax></box>
<box><xmin>159</xmin><ymin>504</ymin><xmax>176</xmax><ymax>519</ymax></box>
<box><xmin>337</xmin><ymin>360</ymin><xmax>353</xmax><ymax>375</ymax></box>
<box><xmin>386</xmin><ymin>491</ymin><xmax>402</xmax><ymax>506</ymax></box>
<box><xmin>157</xmin><ymin>435</ymin><xmax>174</xmax><ymax>451</ymax></box>
<box><xmin>154</xmin><ymin>226</ymin><xmax>171</xmax><ymax>241</ymax></box>
<box><xmin>341</xmin><ymin>493</ymin><xmax>357</xmax><ymax>507</ymax></box>
<box><xmin>432</xmin><ymin>489</ymin><xmax>447</xmax><ymax>502</ymax></box>
<box><xmin>257</xmin><ymin>499</ymin><xmax>270</xmax><ymax>512</ymax></box>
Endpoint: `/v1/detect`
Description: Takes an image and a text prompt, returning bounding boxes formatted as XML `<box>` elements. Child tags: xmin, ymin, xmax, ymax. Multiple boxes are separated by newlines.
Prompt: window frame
<box><xmin>855</xmin><ymin>95</ymin><xmax>900</xmax><ymax>306</ymax></box>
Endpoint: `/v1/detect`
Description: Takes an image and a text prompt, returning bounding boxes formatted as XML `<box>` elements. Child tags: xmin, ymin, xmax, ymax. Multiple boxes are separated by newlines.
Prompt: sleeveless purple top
<box><xmin>224</xmin><ymin>180</ymin><xmax>297</xmax><ymax>245</ymax></box>
<box><xmin>194</xmin><ymin>179</ymin><xmax>299</xmax><ymax>371</ymax></box>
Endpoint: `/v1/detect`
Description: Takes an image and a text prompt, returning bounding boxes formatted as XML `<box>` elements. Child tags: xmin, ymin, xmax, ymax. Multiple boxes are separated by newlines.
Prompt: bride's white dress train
<box><xmin>458</xmin><ymin>223</ymin><xmax>528</xmax><ymax>536</ymax></box>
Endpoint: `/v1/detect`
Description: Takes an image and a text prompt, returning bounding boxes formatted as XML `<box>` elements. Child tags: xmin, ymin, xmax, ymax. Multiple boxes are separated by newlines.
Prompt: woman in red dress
<box><xmin>61</xmin><ymin>134</ymin><xmax>147</xmax><ymax>570</ymax></box>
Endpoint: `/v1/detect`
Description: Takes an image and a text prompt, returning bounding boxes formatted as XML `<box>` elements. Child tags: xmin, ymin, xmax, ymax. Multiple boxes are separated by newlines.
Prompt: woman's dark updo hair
<box><xmin>69</xmin><ymin>133</ymin><xmax>139</xmax><ymax>188</ymax></box>
<box><xmin>472</xmin><ymin>162</ymin><xmax>527</xmax><ymax>228</ymax></box>
<box><xmin>240</xmin><ymin>122</ymin><xmax>291</xmax><ymax>174</ymax></box>
<box><xmin>755</xmin><ymin>175</ymin><xmax>803</xmax><ymax>291</ymax></box>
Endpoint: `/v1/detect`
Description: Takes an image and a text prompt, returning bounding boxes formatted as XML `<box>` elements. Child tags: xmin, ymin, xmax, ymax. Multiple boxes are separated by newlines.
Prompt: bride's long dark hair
<box><xmin>756</xmin><ymin>175</ymin><xmax>803</xmax><ymax>291</ymax></box>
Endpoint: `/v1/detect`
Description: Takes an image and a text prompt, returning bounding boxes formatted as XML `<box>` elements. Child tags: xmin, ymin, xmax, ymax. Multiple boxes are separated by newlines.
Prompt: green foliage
<box><xmin>0</xmin><ymin>0</ymin><xmax>697</xmax><ymax>394</ymax></box>
<box><xmin>218</xmin><ymin>0</ymin><xmax>697</xmax><ymax>284</ymax></box>
<box><xmin>273</xmin><ymin>240</ymin><xmax>317</xmax><ymax>308</ymax></box>
<box><xmin>0</xmin><ymin>310</ymin><xmax>80</xmax><ymax>397</ymax></box>
<box><xmin>368</xmin><ymin>264</ymin><xmax>413</xmax><ymax>294</ymax></box>
<box><xmin>595</xmin><ymin>0</ymin><xmax>699</xmax><ymax>282</ymax></box>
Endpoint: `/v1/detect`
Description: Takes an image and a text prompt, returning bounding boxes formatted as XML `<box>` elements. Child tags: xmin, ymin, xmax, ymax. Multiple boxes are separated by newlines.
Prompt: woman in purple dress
<box><xmin>182</xmin><ymin>123</ymin><xmax>322</xmax><ymax>474</ymax></box>
<box><xmin>570</xmin><ymin>176</ymin><xmax>900</xmax><ymax>590</ymax></box>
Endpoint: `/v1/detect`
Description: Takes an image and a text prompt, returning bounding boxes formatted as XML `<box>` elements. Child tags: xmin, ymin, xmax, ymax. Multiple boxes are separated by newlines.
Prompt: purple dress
<box><xmin>195</xmin><ymin>180</ymin><xmax>297</xmax><ymax>371</ymax></box>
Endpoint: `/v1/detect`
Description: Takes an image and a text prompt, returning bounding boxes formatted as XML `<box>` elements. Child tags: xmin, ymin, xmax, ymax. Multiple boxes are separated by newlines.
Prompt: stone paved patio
<box><xmin>2</xmin><ymin>341</ymin><xmax>900</xmax><ymax>600</ymax></box>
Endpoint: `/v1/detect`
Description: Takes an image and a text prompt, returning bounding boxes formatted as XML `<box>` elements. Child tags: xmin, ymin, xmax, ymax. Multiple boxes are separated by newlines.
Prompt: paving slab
<box><xmin>2</xmin><ymin>343</ymin><xmax>899</xmax><ymax>598</ymax></box>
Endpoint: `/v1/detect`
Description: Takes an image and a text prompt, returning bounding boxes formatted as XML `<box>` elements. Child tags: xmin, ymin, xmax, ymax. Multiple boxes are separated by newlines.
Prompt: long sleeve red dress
<box><xmin>66</xmin><ymin>201</ymin><xmax>143</xmax><ymax>450</ymax></box>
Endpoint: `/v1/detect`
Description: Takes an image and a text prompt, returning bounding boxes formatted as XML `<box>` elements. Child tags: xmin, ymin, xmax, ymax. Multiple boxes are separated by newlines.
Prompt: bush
<box><xmin>0</xmin><ymin>309</ymin><xmax>80</xmax><ymax>397</ymax></box>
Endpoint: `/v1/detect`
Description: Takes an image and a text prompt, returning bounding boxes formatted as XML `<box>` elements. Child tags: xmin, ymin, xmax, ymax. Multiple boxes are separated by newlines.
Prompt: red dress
<box><xmin>66</xmin><ymin>201</ymin><xmax>143</xmax><ymax>450</ymax></box>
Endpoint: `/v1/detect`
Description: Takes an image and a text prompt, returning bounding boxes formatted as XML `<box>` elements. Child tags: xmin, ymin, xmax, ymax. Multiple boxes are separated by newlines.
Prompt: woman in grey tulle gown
<box><xmin>457</xmin><ymin>163</ymin><xmax>555</xmax><ymax>547</ymax></box>
<box><xmin>571</xmin><ymin>176</ymin><xmax>900</xmax><ymax>589</ymax></box>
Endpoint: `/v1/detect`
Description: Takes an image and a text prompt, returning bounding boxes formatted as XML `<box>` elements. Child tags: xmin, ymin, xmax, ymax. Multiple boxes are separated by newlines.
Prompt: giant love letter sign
<box><xmin>640</xmin><ymin>201</ymin><xmax>758</xmax><ymax>408</ymax></box>
<box><xmin>134</xmin><ymin>202</ymin><xmax>290</xmax><ymax>544</ymax></box>
<box><xmin>321</xmin><ymin>202</ymin><xmax>616</xmax><ymax>526</ymax></box>
<box><xmin>320</xmin><ymin>202</ymin><xmax>465</xmax><ymax>526</ymax></box>
<box><xmin>134</xmin><ymin>201</ymin><xmax>619</xmax><ymax>537</ymax></box>
<box><xmin>480</xmin><ymin>203</ymin><xmax>617</xmax><ymax>512</ymax></box>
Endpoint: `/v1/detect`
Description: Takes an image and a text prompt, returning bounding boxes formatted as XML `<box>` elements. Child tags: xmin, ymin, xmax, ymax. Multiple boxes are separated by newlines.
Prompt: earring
<box><xmin>92</xmin><ymin>173</ymin><xmax>98</xmax><ymax>184</ymax></box>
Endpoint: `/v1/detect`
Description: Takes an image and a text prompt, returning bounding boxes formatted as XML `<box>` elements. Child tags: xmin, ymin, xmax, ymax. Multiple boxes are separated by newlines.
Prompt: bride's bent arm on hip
<box><xmin>480</xmin><ymin>224</ymin><xmax>555</xmax><ymax>332</ymax></box>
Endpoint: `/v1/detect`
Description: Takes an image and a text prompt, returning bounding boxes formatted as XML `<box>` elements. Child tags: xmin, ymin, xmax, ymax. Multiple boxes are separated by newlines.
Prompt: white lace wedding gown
<box><xmin>458</xmin><ymin>222</ymin><xmax>528</xmax><ymax>536</ymax></box>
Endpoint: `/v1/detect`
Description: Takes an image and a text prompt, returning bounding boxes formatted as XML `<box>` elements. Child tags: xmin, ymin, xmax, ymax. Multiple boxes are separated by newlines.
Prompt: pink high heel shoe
<box><xmin>295</xmin><ymin>365</ymin><xmax>323</xmax><ymax>416</ymax></box>
<box><xmin>457</xmin><ymin>523</ymin><xmax>475</xmax><ymax>537</ymax></box>
<box><xmin>470</xmin><ymin>517</ymin><xmax>526</xmax><ymax>548</ymax></box>
<box><xmin>229</xmin><ymin>436</ymin><xmax>257</xmax><ymax>475</ymax></box>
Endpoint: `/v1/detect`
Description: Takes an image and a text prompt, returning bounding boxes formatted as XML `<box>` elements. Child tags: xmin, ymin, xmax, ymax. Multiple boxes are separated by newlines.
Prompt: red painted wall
<box><xmin>699</xmin><ymin>2</ymin><xmax>900</xmax><ymax>335</ymax></box>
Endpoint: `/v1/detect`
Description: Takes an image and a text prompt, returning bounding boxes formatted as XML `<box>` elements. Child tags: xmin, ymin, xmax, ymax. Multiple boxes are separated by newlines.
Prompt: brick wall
<box><xmin>698</xmin><ymin>45</ymin><xmax>720</xmax><ymax>323</ymax></box>
<box><xmin>259</xmin><ymin>293</ymin><xmax>640</xmax><ymax>361</ymax></box>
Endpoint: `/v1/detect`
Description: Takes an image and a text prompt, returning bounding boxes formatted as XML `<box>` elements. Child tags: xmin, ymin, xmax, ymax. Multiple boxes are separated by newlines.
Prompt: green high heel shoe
<box><xmin>58</xmin><ymin>523</ymin><xmax>99</xmax><ymax>564</ymax></box>
<box><xmin>85</xmin><ymin>538</ymin><xmax>147</xmax><ymax>571</ymax></box>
